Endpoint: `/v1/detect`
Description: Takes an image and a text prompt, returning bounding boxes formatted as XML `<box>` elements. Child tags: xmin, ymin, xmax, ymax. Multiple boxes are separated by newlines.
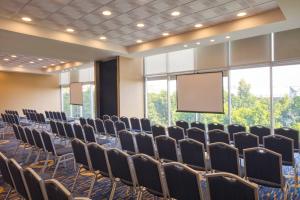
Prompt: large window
<box><xmin>61</xmin><ymin>87</ymin><xmax>71</xmax><ymax>116</ymax></box>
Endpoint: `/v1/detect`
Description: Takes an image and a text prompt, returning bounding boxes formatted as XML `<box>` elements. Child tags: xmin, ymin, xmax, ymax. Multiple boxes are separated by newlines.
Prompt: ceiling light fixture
<box><xmin>3</xmin><ymin>58</ymin><xmax>9</xmax><ymax>61</ymax></box>
<box><xmin>60</xmin><ymin>61</ymin><xmax>65</xmax><ymax>64</ymax></box>
<box><xmin>102</xmin><ymin>10</ymin><xmax>112</xmax><ymax>16</ymax></box>
<box><xmin>194</xmin><ymin>24</ymin><xmax>203</xmax><ymax>28</ymax></box>
<box><xmin>66</xmin><ymin>28</ymin><xmax>75</xmax><ymax>33</ymax></box>
<box><xmin>21</xmin><ymin>17</ymin><xmax>32</xmax><ymax>22</ymax></box>
<box><xmin>51</xmin><ymin>64</ymin><xmax>55</xmax><ymax>66</ymax></box>
<box><xmin>11</xmin><ymin>55</ymin><xmax>17</xmax><ymax>58</ymax></box>
<box><xmin>237</xmin><ymin>12</ymin><xmax>247</xmax><ymax>17</ymax></box>
<box><xmin>162</xmin><ymin>32</ymin><xmax>169</xmax><ymax>36</ymax></box>
<box><xmin>136</xmin><ymin>39</ymin><xmax>143</xmax><ymax>43</ymax></box>
<box><xmin>42</xmin><ymin>66</ymin><xmax>47</xmax><ymax>69</ymax></box>
<box><xmin>99</xmin><ymin>36</ymin><xmax>107</xmax><ymax>40</ymax></box>
<box><xmin>210</xmin><ymin>39</ymin><xmax>215</xmax><ymax>42</ymax></box>
<box><xmin>196</xmin><ymin>42</ymin><xmax>201</xmax><ymax>45</ymax></box>
<box><xmin>137</xmin><ymin>23</ymin><xmax>145</xmax><ymax>28</ymax></box>
<box><xmin>29</xmin><ymin>61</ymin><xmax>35</xmax><ymax>64</ymax></box>
<box><xmin>38</xmin><ymin>58</ymin><xmax>43</xmax><ymax>61</ymax></box>
<box><xmin>171</xmin><ymin>11</ymin><xmax>180</xmax><ymax>16</ymax></box>
<box><xmin>225</xmin><ymin>36</ymin><xmax>231</xmax><ymax>39</ymax></box>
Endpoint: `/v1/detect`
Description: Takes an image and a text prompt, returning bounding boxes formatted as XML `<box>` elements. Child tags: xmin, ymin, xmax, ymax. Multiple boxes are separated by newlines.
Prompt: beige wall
<box><xmin>0</xmin><ymin>71</ymin><xmax>60</xmax><ymax>115</ymax></box>
<box><xmin>118</xmin><ymin>56</ymin><xmax>144</xmax><ymax>118</ymax></box>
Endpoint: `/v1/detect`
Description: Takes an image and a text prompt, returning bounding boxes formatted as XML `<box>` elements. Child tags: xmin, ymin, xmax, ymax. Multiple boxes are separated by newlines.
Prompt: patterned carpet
<box><xmin>0</xmin><ymin>128</ymin><xmax>300</xmax><ymax>200</ymax></box>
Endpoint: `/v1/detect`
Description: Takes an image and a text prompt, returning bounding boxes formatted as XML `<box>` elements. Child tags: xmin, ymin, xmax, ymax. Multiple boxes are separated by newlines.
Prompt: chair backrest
<box><xmin>208</xmin><ymin>129</ymin><xmax>230</xmax><ymax>144</ymax></box>
<box><xmin>83</xmin><ymin>124</ymin><xmax>96</xmax><ymax>143</ymax></box>
<box><xmin>24</xmin><ymin>127</ymin><xmax>36</xmax><ymax>146</ymax></box>
<box><xmin>8</xmin><ymin>159</ymin><xmax>30</xmax><ymax>200</ymax></box>
<box><xmin>263</xmin><ymin>135</ymin><xmax>294</xmax><ymax>166</ymax></box>
<box><xmin>233</xmin><ymin>132</ymin><xmax>259</xmax><ymax>156</ymax></box>
<box><xmin>244</xmin><ymin>147</ymin><xmax>283</xmax><ymax>188</ymax></box>
<box><xmin>71</xmin><ymin>139</ymin><xmax>92</xmax><ymax>170</ymax></box>
<box><xmin>41</xmin><ymin>131</ymin><xmax>56</xmax><ymax>155</ymax></box>
<box><xmin>12</xmin><ymin>124</ymin><xmax>21</xmax><ymax>140</ymax></box>
<box><xmin>49</xmin><ymin>111</ymin><xmax>54</xmax><ymax>119</ymax></box>
<box><xmin>104</xmin><ymin>119</ymin><xmax>116</xmax><ymax>136</ymax></box>
<box><xmin>249</xmin><ymin>125</ymin><xmax>271</xmax><ymax>144</ymax></box>
<box><xmin>186</xmin><ymin>127</ymin><xmax>206</xmax><ymax>150</ymax></box>
<box><xmin>50</xmin><ymin>120</ymin><xmax>58</xmax><ymax>134</ymax></box>
<box><xmin>32</xmin><ymin>129</ymin><xmax>45</xmax><ymax>150</ymax></box>
<box><xmin>118</xmin><ymin>130</ymin><xmax>136</xmax><ymax>154</ymax></box>
<box><xmin>0</xmin><ymin>152</ymin><xmax>13</xmax><ymax>187</ymax></box>
<box><xmin>275</xmin><ymin>127</ymin><xmax>299</xmax><ymax>150</ymax></box>
<box><xmin>103</xmin><ymin>114</ymin><xmax>110</xmax><ymax>121</ymax></box>
<box><xmin>206</xmin><ymin>172</ymin><xmax>259</xmax><ymax>200</ymax></box>
<box><xmin>152</xmin><ymin>124</ymin><xmax>166</xmax><ymax>138</ymax></box>
<box><xmin>56</xmin><ymin>121</ymin><xmax>67</xmax><ymax>138</ymax></box>
<box><xmin>79</xmin><ymin>117</ymin><xmax>87</xmax><ymax>126</ymax></box>
<box><xmin>163</xmin><ymin>162</ymin><xmax>203</xmax><ymax>200</ymax></box>
<box><xmin>208</xmin><ymin>123</ymin><xmax>224</xmax><ymax>131</ymax></box>
<box><xmin>191</xmin><ymin>121</ymin><xmax>206</xmax><ymax>131</ymax></box>
<box><xmin>176</xmin><ymin>120</ymin><xmax>189</xmax><ymax>133</ymax></box>
<box><xmin>61</xmin><ymin>112</ymin><xmax>67</xmax><ymax>121</ymax></box>
<box><xmin>56</xmin><ymin>112</ymin><xmax>62</xmax><ymax>121</ymax></box>
<box><xmin>132</xmin><ymin>154</ymin><xmax>165</xmax><ymax>197</ymax></box>
<box><xmin>53</xmin><ymin>112</ymin><xmax>58</xmax><ymax>120</ymax></box>
<box><xmin>23</xmin><ymin>168</ymin><xmax>47</xmax><ymax>200</ymax></box>
<box><xmin>73</xmin><ymin>123</ymin><xmax>86</xmax><ymax>142</ymax></box>
<box><xmin>45</xmin><ymin>179</ymin><xmax>71</xmax><ymax>200</ymax></box>
<box><xmin>106</xmin><ymin>148</ymin><xmax>133</xmax><ymax>186</ymax></box>
<box><xmin>95</xmin><ymin>118</ymin><xmax>106</xmax><ymax>135</ymax></box>
<box><xmin>155</xmin><ymin>135</ymin><xmax>178</xmax><ymax>162</ymax></box>
<box><xmin>115</xmin><ymin>121</ymin><xmax>126</xmax><ymax>132</ymax></box>
<box><xmin>18</xmin><ymin>125</ymin><xmax>28</xmax><ymax>144</ymax></box>
<box><xmin>87</xmin><ymin>118</ymin><xmax>96</xmax><ymax>130</ymax></box>
<box><xmin>141</xmin><ymin>118</ymin><xmax>152</xmax><ymax>132</ymax></box>
<box><xmin>120</xmin><ymin>116</ymin><xmax>131</xmax><ymax>130</ymax></box>
<box><xmin>87</xmin><ymin>143</ymin><xmax>110</xmax><ymax>177</ymax></box>
<box><xmin>168</xmin><ymin>126</ymin><xmax>185</xmax><ymax>143</ymax></box>
<box><xmin>227</xmin><ymin>124</ymin><xmax>246</xmax><ymax>140</ymax></box>
<box><xmin>13</xmin><ymin>114</ymin><xmax>20</xmax><ymax>125</ymax></box>
<box><xmin>179</xmin><ymin>139</ymin><xmax>206</xmax><ymax>171</ymax></box>
<box><xmin>111</xmin><ymin>115</ymin><xmax>119</xmax><ymax>122</ymax></box>
<box><xmin>64</xmin><ymin>122</ymin><xmax>75</xmax><ymax>138</ymax></box>
<box><xmin>208</xmin><ymin>142</ymin><xmax>240</xmax><ymax>175</ymax></box>
<box><xmin>135</xmin><ymin>133</ymin><xmax>156</xmax><ymax>157</ymax></box>
<box><xmin>130</xmin><ymin>117</ymin><xmax>141</xmax><ymax>131</ymax></box>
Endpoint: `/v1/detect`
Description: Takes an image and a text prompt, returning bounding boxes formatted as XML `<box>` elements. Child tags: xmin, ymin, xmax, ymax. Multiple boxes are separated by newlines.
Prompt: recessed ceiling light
<box><xmin>136</xmin><ymin>39</ymin><xmax>143</xmax><ymax>43</ymax></box>
<box><xmin>42</xmin><ymin>66</ymin><xmax>47</xmax><ymax>69</ymax></box>
<box><xmin>102</xmin><ymin>10</ymin><xmax>112</xmax><ymax>16</ymax></box>
<box><xmin>51</xmin><ymin>64</ymin><xmax>55</xmax><ymax>66</ymax></box>
<box><xmin>183</xmin><ymin>44</ymin><xmax>188</xmax><ymax>48</ymax></box>
<box><xmin>99</xmin><ymin>36</ymin><xmax>107</xmax><ymax>40</ymax></box>
<box><xmin>210</xmin><ymin>39</ymin><xmax>215</xmax><ymax>42</ymax></box>
<box><xmin>11</xmin><ymin>55</ymin><xmax>17</xmax><ymax>58</ymax></box>
<box><xmin>237</xmin><ymin>12</ymin><xmax>247</xmax><ymax>17</ymax></box>
<box><xmin>66</xmin><ymin>28</ymin><xmax>75</xmax><ymax>33</ymax></box>
<box><xmin>21</xmin><ymin>17</ymin><xmax>32</xmax><ymax>22</ymax></box>
<box><xmin>162</xmin><ymin>32</ymin><xmax>169</xmax><ymax>36</ymax></box>
<box><xmin>171</xmin><ymin>11</ymin><xmax>180</xmax><ymax>16</ymax></box>
<box><xmin>3</xmin><ymin>58</ymin><xmax>9</xmax><ymax>61</ymax></box>
<box><xmin>38</xmin><ymin>58</ymin><xmax>43</xmax><ymax>61</ymax></box>
<box><xmin>60</xmin><ymin>61</ymin><xmax>65</xmax><ymax>64</ymax></box>
<box><xmin>196</xmin><ymin>42</ymin><xmax>201</xmax><ymax>45</ymax></box>
<box><xmin>225</xmin><ymin>36</ymin><xmax>231</xmax><ymax>39</ymax></box>
<box><xmin>137</xmin><ymin>23</ymin><xmax>145</xmax><ymax>28</ymax></box>
<box><xmin>194</xmin><ymin>24</ymin><xmax>203</xmax><ymax>28</ymax></box>
<box><xmin>29</xmin><ymin>61</ymin><xmax>35</xmax><ymax>64</ymax></box>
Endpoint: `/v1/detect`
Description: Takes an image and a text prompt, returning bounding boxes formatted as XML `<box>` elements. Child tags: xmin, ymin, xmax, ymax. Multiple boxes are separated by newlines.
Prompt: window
<box><xmin>230</xmin><ymin>67</ymin><xmax>270</xmax><ymax>128</ymax></box>
<box><xmin>61</xmin><ymin>87</ymin><xmax>71</xmax><ymax>116</ymax></box>
<box><xmin>82</xmin><ymin>84</ymin><xmax>95</xmax><ymax>118</ymax></box>
<box><xmin>60</xmin><ymin>72</ymin><xmax>70</xmax><ymax>85</ymax></box>
<box><xmin>273</xmin><ymin>64</ymin><xmax>300</xmax><ymax>129</ymax></box>
<box><xmin>168</xmin><ymin>49</ymin><xmax>194</xmax><ymax>72</ymax></box>
<box><xmin>145</xmin><ymin>54</ymin><xmax>167</xmax><ymax>75</ymax></box>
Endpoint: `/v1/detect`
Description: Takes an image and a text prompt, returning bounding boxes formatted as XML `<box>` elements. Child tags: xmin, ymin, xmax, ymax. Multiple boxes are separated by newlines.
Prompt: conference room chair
<box><xmin>115</xmin><ymin>120</ymin><xmax>126</xmax><ymax>132</ymax></box>
<box><xmin>83</xmin><ymin>124</ymin><xmax>97</xmax><ymax>143</ymax></box>
<box><xmin>56</xmin><ymin>121</ymin><xmax>68</xmax><ymax>142</ymax></box>
<box><xmin>168</xmin><ymin>126</ymin><xmax>185</xmax><ymax>143</ymax></box>
<box><xmin>208</xmin><ymin>142</ymin><xmax>240</xmax><ymax>176</ymax></box>
<box><xmin>190</xmin><ymin>121</ymin><xmax>206</xmax><ymax>131</ymax></box>
<box><xmin>141</xmin><ymin>117</ymin><xmax>152</xmax><ymax>133</ymax></box>
<box><xmin>7</xmin><ymin>158</ymin><xmax>31</xmax><ymax>200</ymax></box>
<box><xmin>118</xmin><ymin>130</ymin><xmax>136</xmax><ymax>155</ymax></box>
<box><xmin>244</xmin><ymin>147</ymin><xmax>288</xmax><ymax>200</ymax></box>
<box><xmin>71</xmin><ymin>139</ymin><xmax>95</xmax><ymax>198</ymax></box>
<box><xmin>104</xmin><ymin>119</ymin><xmax>117</xmax><ymax>137</ymax></box>
<box><xmin>163</xmin><ymin>162</ymin><xmax>204</xmax><ymax>200</ymax></box>
<box><xmin>45</xmin><ymin>179</ymin><xmax>90</xmax><ymax>200</ymax></box>
<box><xmin>102</xmin><ymin>114</ymin><xmax>110</xmax><ymax>121</ymax></box>
<box><xmin>227</xmin><ymin>124</ymin><xmax>246</xmax><ymax>141</ymax></box>
<box><xmin>111</xmin><ymin>115</ymin><xmax>119</xmax><ymax>122</ymax></box>
<box><xmin>233</xmin><ymin>132</ymin><xmax>259</xmax><ymax>157</ymax></box>
<box><xmin>87</xmin><ymin>118</ymin><xmax>96</xmax><ymax>131</ymax></box>
<box><xmin>187</xmin><ymin>127</ymin><xmax>207</xmax><ymax>150</ymax></box>
<box><xmin>151</xmin><ymin>124</ymin><xmax>166</xmax><ymax>138</ymax></box>
<box><xmin>79</xmin><ymin>117</ymin><xmax>87</xmax><ymax>126</ymax></box>
<box><xmin>155</xmin><ymin>135</ymin><xmax>179</xmax><ymax>162</ymax></box>
<box><xmin>106</xmin><ymin>148</ymin><xmax>135</xmax><ymax>200</ymax></box>
<box><xmin>130</xmin><ymin>117</ymin><xmax>142</xmax><ymax>132</ymax></box>
<box><xmin>176</xmin><ymin>120</ymin><xmax>189</xmax><ymax>134</ymax></box>
<box><xmin>275</xmin><ymin>127</ymin><xmax>299</xmax><ymax>152</ymax></box>
<box><xmin>263</xmin><ymin>135</ymin><xmax>297</xmax><ymax>182</ymax></box>
<box><xmin>24</xmin><ymin>127</ymin><xmax>38</xmax><ymax>163</ymax></box>
<box><xmin>132</xmin><ymin>154</ymin><xmax>166</xmax><ymax>199</ymax></box>
<box><xmin>12</xmin><ymin>124</ymin><xmax>22</xmax><ymax>155</ymax></box>
<box><xmin>208</xmin><ymin>122</ymin><xmax>224</xmax><ymax>131</ymax></box>
<box><xmin>179</xmin><ymin>138</ymin><xmax>207</xmax><ymax>171</ymax></box>
<box><xmin>23</xmin><ymin>167</ymin><xmax>47</xmax><ymax>200</ymax></box>
<box><xmin>57</xmin><ymin>112</ymin><xmax>63</xmax><ymax>121</ymax></box>
<box><xmin>50</xmin><ymin>120</ymin><xmax>59</xmax><ymax>136</ymax></box>
<box><xmin>49</xmin><ymin>111</ymin><xmax>54</xmax><ymax>120</ymax></box>
<box><xmin>120</xmin><ymin>116</ymin><xmax>131</xmax><ymax>130</ymax></box>
<box><xmin>61</xmin><ymin>112</ymin><xmax>67</xmax><ymax>121</ymax></box>
<box><xmin>208</xmin><ymin>129</ymin><xmax>230</xmax><ymax>144</ymax></box>
<box><xmin>95</xmin><ymin>118</ymin><xmax>106</xmax><ymax>136</ymax></box>
<box><xmin>73</xmin><ymin>123</ymin><xmax>86</xmax><ymax>142</ymax></box>
<box><xmin>17</xmin><ymin>125</ymin><xmax>31</xmax><ymax>154</ymax></box>
<box><xmin>53</xmin><ymin>112</ymin><xmax>58</xmax><ymax>120</ymax></box>
<box><xmin>0</xmin><ymin>152</ymin><xmax>14</xmax><ymax>200</ymax></box>
<box><xmin>249</xmin><ymin>125</ymin><xmax>271</xmax><ymax>145</ymax></box>
<box><xmin>206</xmin><ymin>172</ymin><xmax>259</xmax><ymax>200</ymax></box>
<box><xmin>64</xmin><ymin>122</ymin><xmax>75</xmax><ymax>139</ymax></box>
<box><xmin>135</xmin><ymin>133</ymin><xmax>156</xmax><ymax>158</ymax></box>
<box><xmin>32</xmin><ymin>129</ymin><xmax>47</xmax><ymax>163</ymax></box>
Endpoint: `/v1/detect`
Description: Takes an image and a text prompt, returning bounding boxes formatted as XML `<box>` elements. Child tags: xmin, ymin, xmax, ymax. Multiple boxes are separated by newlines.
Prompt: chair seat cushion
<box><xmin>56</xmin><ymin>147</ymin><xmax>73</xmax><ymax>156</ymax></box>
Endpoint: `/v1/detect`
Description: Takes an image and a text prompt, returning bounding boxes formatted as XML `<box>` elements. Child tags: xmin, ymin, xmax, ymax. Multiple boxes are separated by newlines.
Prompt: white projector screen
<box><xmin>70</xmin><ymin>82</ymin><xmax>83</xmax><ymax>105</ymax></box>
<box><xmin>176</xmin><ymin>72</ymin><xmax>224</xmax><ymax>113</ymax></box>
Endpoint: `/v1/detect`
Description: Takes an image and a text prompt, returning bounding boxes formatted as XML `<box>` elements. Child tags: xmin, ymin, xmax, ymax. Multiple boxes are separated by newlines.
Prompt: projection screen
<box><xmin>70</xmin><ymin>82</ymin><xmax>83</xmax><ymax>105</ymax></box>
<box><xmin>176</xmin><ymin>72</ymin><xmax>224</xmax><ymax>113</ymax></box>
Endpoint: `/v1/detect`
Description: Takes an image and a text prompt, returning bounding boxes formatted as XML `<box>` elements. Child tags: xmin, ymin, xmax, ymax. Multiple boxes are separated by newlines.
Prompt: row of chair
<box><xmin>25</xmin><ymin>112</ymin><xmax>47</xmax><ymax>127</ymax></box>
<box><xmin>0</xmin><ymin>152</ymin><xmax>89</xmax><ymax>200</ymax></box>
<box><xmin>45</xmin><ymin>111</ymin><xmax>68</xmax><ymax>121</ymax></box>
<box><xmin>22</xmin><ymin>109</ymin><xmax>37</xmax><ymax>115</ymax></box>
<box><xmin>5</xmin><ymin>110</ymin><xmax>19</xmax><ymax>116</ymax></box>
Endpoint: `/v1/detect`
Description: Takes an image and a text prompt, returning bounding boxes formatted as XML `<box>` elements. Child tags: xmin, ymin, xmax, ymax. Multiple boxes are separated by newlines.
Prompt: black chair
<box><xmin>141</xmin><ymin>118</ymin><xmax>152</xmax><ymax>133</ymax></box>
<box><xmin>50</xmin><ymin>120</ymin><xmax>58</xmax><ymax>136</ymax></box>
<box><xmin>208</xmin><ymin>123</ymin><xmax>224</xmax><ymax>131</ymax></box>
<box><xmin>53</xmin><ymin>112</ymin><xmax>58</xmax><ymax>120</ymax></box>
<box><xmin>163</xmin><ymin>162</ymin><xmax>204</xmax><ymax>200</ymax></box>
<box><xmin>120</xmin><ymin>116</ymin><xmax>131</xmax><ymax>130</ymax></box>
<box><xmin>46</xmin><ymin>111</ymin><xmax>51</xmax><ymax>119</ymax></box>
<box><xmin>24</xmin><ymin>127</ymin><xmax>37</xmax><ymax>163</ymax></box>
<box><xmin>152</xmin><ymin>124</ymin><xmax>166</xmax><ymax>138</ymax></box>
<box><xmin>32</xmin><ymin>129</ymin><xmax>46</xmax><ymax>163</ymax></box>
<box><xmin>132</xmin><ymin>154</ymin><xmax>166</xmax><ymax>199</ymax></box>
<box><xmin>115</xmin><ymin>120</ymin><xmax>126</xmax><ymax>132</ymax></box>
<box><xmin>275</xmin><ymin>127</ymin><xmax>299</xmax><ymax>151</ymax></box>
<box><xmin>111</xmin><ymin>115</ymin><xmax>119</xmax><ymax>122</ymax></box>
<box><xmin>168</xmin><ymin>126</ymin><xmax>185</xmax><ymax>143</ymax></box>
<box><xmin>83</xmin><ymin>124</ymin><xmax>96</xmax><ymax>143</ymax></box>
<box><xmin>206</xmin><ymin>172</ymin><xmax>259</xmax><ymax>200</ymax></box>
<box><xmin>233</xmin><ymin>132</ymin><xmax>259</xmax><ymax>157</ymax></box>
<box><xmin>95</xmin><ymin>118</ymin><xmax>106</xmax><ymax>136</ymax></box>
<box><xmin>179</xmin><ymin>138</ymin><xmax>206</xmax><ymax>171</ymax></box>
<box><xmin>130</xmin><ymin>117</ymin><xmax>142</xmax><ymax>132</ymax></box>
<box><xmin>135</xmin><ymin>133</ymin><xmax>156</xmax><ymax>158</ymax></box>
<box><xmin>244</xmin><ymin>147</ymin><xmax>288</xmax><ymax>199</ymax></box>
<box><xmin>79</xmin><ymin>117</ymin><xmax>87</xmax><ymax>126</ymax></box>
<box><xmin>176</xmin><ymin>120</ymin><xmax>189</xmax><ymax>134</ymax></box>
<box><xmin>56</xmin><ymin>112</ymin><xmax>62</xmax><ymax>121</ymax></box>
<box><xmin>118</xmin><ymin>130</ymin><xmax>136</xmax><ymax>154</ymax></box>
<box><xmin>56</xmin><ymin>121</ymin><xmax>68</xmax><ymax>140</ymax></box>
<box><xmin>106</xmin><ymin>148</ymin><xmax>135</xmax><ymax>200</ymax></box>
<box><xmin>49</xmin><ymin>111</ymin><xmax>54</xmax><ymax>119</ymax></box>
<box><xmin>87</xmin><ymin>118</ymin><xmax>96</xmax><ymax>131</ymax></box>
<box><xmin>187</xmin><ymin>127</ymin><xmax>207</xmax><ymax>150</ymax></box>
<box><xmin>64</xmin><ymin>122</ymin><xmax>75</xmax><ymax>139</ymax></box>
<box><xmin>191</xmin><ymin>121</ymin><xmax>206</xmax><ymax>131</ymax></box>
<box><xmin>208</xmin><ymin>129</ymin><xmax>230</xmax><ymax>144</ymax></box>
<box><xmin>227</xmin><ymin>124</ymin><xmax>246</xmax><ymax>141</ymax></box>
<box><xmin>104</xmin><ymin>119</ymin><xmax>117</xmax><ymax>137</ymax></box>
<box><xmin>73</xmin><ymin>123</ymin><xmax>86</xmax><ymax>142</ymax></box>
<box><xmin>23</xmin><ymin>167</ymin><xmax>47</xmax><ymax>200</ymax></box>
<box><xmin>249</xmin><ymin>125</ymin><xmax>270</xmax><ymax>144</ymax></box>
<box><xmin>0</xmin><ymin>152</ymin><xmax>14</xmax><ymax>200</ymax></box>
<box><xmin>12</xmin><ymin>124</ymin><xmax>22</xmax><ymax>154</ymax></box>
<box><xmin>208</xmin><ymin>142</ymin><xmax>240</xmax><ymax>175</ymax></box>
<box><xmin>61</xmin><ymin>112</ymin><xmax>67</xmax><ymax>121</ymax></box>
<box><xmin>103</xmin><ymin>114</ymin><xmax>110</xmax><ymax>120</ymax></box>
<box><xmin>155</xmin><ymin>135</ymin><xmax>178</xmax><ymax>162</ymax></box>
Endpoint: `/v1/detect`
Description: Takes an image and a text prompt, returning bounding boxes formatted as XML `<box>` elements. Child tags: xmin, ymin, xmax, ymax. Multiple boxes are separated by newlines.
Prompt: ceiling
<box><xmin>0</xmin><ymin>0</ymin><xmax>278</xmax><ymax>46</ymax></box>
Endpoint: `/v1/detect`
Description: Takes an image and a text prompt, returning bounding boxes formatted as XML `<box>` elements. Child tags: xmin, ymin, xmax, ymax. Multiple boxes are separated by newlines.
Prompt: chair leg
<box><xmin>87</xmin><ymin>174</ymin><xmax>97</xmax><ymax>198</ymax></box>
<box><xmin>4</xmin><ymin>187</ymin><xmax>12</xmax><ymax>200</ymax></box>
<box><xmin>52</xmin><ymin>156</ymin><xmax>62</xmax><ymax>178</ymax></box>
<box><xmin>34</xmin><ymin>150</ymin><xmax>41</xmax><ymax>163</ymax></box>
<box><xmin>41</xmin><ymin>153</ymin><xmax>50</xmax><ymax>174</ymax></box>
<box><xmin>109</xmin><ymin>181</ymin><xmax>117</xmax><ymax>200</ymax></box>
<box><xmin>25</xmin><ymin>148</ymin><xmax>33</xmax><ymax>163</ymax></box>
<box><xmin>14</xmin><ymin>143</ymin><xmax>20</xmax><ymax>156</ymax></box>
<box><xmin>71</xmin><ymin>166</ymin><xmax>81</xmax><ymax>192</ymax></box>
